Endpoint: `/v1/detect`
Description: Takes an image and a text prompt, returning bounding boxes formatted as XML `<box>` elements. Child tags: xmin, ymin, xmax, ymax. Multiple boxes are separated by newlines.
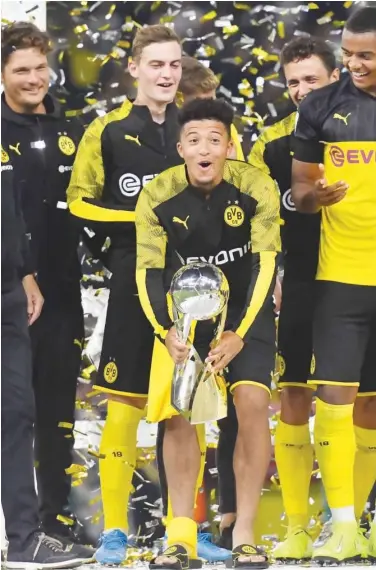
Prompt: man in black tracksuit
<box><xmin>1</xmin><ymin>148</ymin><xmax>85</xmax><ymax>569</ymax></box>
<box><xmin>1</xmin><ymin>23</ymin><xmax>92</xmax><ymax>557</ymax></box>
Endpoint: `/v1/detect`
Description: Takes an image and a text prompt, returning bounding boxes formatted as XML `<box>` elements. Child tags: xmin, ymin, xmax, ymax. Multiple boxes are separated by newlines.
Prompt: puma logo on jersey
<box><xmin>173</xmin><ymin>215</ymin><xmax>189</xmax><ymax>230</ymax></box>
<box><xmin>125</xmin><ymin>134</ymin><xmax>141</xmax><ymax>146</ymax></box>
<box><xmin>9</xmin><ymin>143</ymin><xmax>21</xmax><ymax>155</ymax></box>
<box><xmin>333</xmin><ymin>112</ymin><xmax>351</xmax><ymax>126</ymax></box>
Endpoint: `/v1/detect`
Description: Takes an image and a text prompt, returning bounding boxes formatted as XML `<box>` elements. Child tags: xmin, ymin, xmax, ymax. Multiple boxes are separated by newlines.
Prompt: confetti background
<box><xmin>52</xmin><ymin>0</ymin><xmax>373</xmax><ymax>553</ymax></box>
<box><xmin>2</xmin><ymin>0</ymin><xmax>375</xmax><ymax>558</ymax></box>
<box><xmin>47</xmin><ymin>1</ymin><xmax>369</xmax><ymax>155</ymax></box>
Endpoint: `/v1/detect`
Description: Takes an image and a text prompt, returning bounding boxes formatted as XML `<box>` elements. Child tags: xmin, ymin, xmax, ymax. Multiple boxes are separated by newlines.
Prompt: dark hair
<box><xmin>280</xmin><ymin>36</ymin><xmax>337</xmax><ymax>74</ymax></box>
<box><xmin>178</xmin><ymin>98</ymin><xmax>234</xmax><ymax>136</ymax></box>
<box><xmin>345</xmin><ymin>6</ymin><xmax>376</xmax><ymax>34</ymax></box>
<box><xmin>1</xmin><ymin>21</ymin><xmax>51</xmax><ymax>68</ymax></box>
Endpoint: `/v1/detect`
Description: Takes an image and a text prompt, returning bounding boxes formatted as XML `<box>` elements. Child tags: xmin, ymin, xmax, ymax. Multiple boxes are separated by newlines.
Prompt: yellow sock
<box><xmin>99</xmin><ymin>400</ymin><xmax>145</xmax><ymax>531</ymax></box>
<box><xmin>166</xmin><ymin>424</ymin><xmax>206</xmax><ymax>525</ymax></box>
<box><xmin>314</xmin><ymin>398</ymin><xmax>355</xmax><ymax>509</ymax></box>
<box><xmin>275</xmin><ymin>420</ymin><xmax>314</xmax><ymax>529</ymax></box>
<box><xmin>167</xmin><ymin>517</ymin><xmax>197</xmax><ymax>557</ymax></box>
<box><xmin>354</xmin><ymin>426</ymin><xmax>376</xmax><ymax>520</ymax></box>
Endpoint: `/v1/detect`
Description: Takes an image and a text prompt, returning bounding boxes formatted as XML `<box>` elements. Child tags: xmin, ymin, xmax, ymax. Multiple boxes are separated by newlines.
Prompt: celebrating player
<box><xmin>156</xmin><ymin>55</ymin><xmax>244</xmax><ymax>562</ymax></box>
<box><xmin>135</xmin><ymin>98</ymin><xmax>280</xmax><ymax>569</ymax></box>
<box><xmin>292</xmin><ymin>7</ymin><xmax>376</xmax><ymax>563</ymax></box>
<box><xmin>249</xmin><ymin>36</ymin><xmax>339</xmax><ymax>561</ymax></box>
<box><xmin>67</xmin><ymin>25</ymin><xmax>183</xmax><ymax>565</ymax></box>
<box><xmin>157</xmin><ymin>55</ymin><xmax>244</xmax><ymax>562</ymax></box>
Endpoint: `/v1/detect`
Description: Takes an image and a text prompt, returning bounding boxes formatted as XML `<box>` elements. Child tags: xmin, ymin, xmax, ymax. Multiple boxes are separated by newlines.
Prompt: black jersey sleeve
<box><xmin>293</xmin><ymin>94</ymin><xmax>324</xmax><ymax>164</ymax></box>
<box><xmin>232</xmin><ymin>167</ymin><xmax>281</xmax><ymax>341</ymax></box>
<box><xmin>19</xmin><ymin>229</ymin><xmax>34</xmax><ymax>278</ymax></box>
<box><xmin>135</xmin><ymin>177</ymin><xmax>173</xmax><ymax>340</ymax></box>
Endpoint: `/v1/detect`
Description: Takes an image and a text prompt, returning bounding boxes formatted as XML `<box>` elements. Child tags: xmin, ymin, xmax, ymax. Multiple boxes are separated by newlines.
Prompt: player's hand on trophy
<box><xmin>206</xmin><ymin>331</ymin><xmax>244</xmax><ymax>373</ymax></box>
<box><xmin>165</xmin><ymin>326</ymin><xmax>190</xmax><ymax>364</ymax></box>
<box><xmin>315</xmin><ymin>163</ymin><xmax>348</xmax><ymax>207</ymax></box>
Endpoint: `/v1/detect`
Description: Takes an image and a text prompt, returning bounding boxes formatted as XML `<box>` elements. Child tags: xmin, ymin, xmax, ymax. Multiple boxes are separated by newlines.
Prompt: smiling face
<box><xmin>284</xmin><ymin>54</ymin><xmax>339</xmax><ymax>106</ymax></box>
<box><xmin>177</xmin><ymin>119</ymin><xmax>233</xmax><ymax>190</ymax></box>
<box><xmin>2</xmin><ymin>47</ymin><xmax>49</xmax><ymax>113</ymax></box>
<box><xmin>129</xmin><ymin>41</ymin><xmax>182</xmax><ymax>105</ymax></box>
<box><xmin>342</xmin><ymin>29</ymin><xmax>376</xmax><ymax>95</ymax></box>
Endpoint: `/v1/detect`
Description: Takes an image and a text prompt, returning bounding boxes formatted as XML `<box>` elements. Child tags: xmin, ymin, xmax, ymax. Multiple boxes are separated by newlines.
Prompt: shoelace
<box><xmin>198</xmin><ymin>533</ymin><xmax>214</xmax><ymax>544</ymax></box>
<box><xmin>314</xmin><ymin>521</ymin><xmax>333</xmax><ymax>547</ymax></box>
<box><xmin>101</xmin><ymin>533</ymin><xmax>127</xmax><ymax>550</ymax></box>
<box><xmin>33</xmin><ymin>534</ymin><xmax>63</xmax><ymax>559</ymax></box>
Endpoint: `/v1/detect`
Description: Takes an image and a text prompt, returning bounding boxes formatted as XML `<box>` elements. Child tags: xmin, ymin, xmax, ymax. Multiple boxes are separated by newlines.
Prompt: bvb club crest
<box><xmin>1</xmin><ymin>146</ymin><xmax>10</xmax><ymax>163</ymax></box>
<box><xmin>224</xmin><ymin>205</ymin><xmax>244</xmax><ymax>227</ymax></box>
<box><xmin>103</xmin><ymin>361</ymin><xmax>118</xmax><ymax>384</ymax></box>
<box><xmin>58</xmin><ymin>135</ymin><xmax>76</xmax><ymax>156</ymax></box>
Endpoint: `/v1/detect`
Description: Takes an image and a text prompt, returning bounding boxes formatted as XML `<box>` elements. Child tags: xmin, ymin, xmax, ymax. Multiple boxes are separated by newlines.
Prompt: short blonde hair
<box><xmin>131</xmin><ymin>25</ymin><xmax>181</xmax><ymax>61</ymax></box>
<box><xmin>179</xmin><ymin>56</ymin><xmax>219</xmax><ymax>97</ymax></box>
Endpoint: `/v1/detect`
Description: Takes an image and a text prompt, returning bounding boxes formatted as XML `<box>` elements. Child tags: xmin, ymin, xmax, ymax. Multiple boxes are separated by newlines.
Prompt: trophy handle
<box><xmin>200</xmin><ymin>304</ymin><xmax>228</xmax><ymax>381</ymax></box>
<box><xmin>211</xmin><ymin>303</ymin><xmax>228</xmax><ymax>348</ymax></box>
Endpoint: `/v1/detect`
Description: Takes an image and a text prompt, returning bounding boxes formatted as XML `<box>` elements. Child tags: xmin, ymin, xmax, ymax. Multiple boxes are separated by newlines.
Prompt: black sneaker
<box><xmin>6</xmin><ymin>533</ymin><xmax>83</xmax><ymax>569</ymax></box>
<box><xmin>216</xmin><ymin>522</ymin><xmax>235</xmax><ymax>551</ymax></box>
<box><xmin>42</xmin><ymin>516</ymin><xmax>96</xmax><ymax>548</ymax></box>
<box><xmin>46</xmin><ymin>534</ymin><xmax>94</xmax><ymax>563</ymax></box>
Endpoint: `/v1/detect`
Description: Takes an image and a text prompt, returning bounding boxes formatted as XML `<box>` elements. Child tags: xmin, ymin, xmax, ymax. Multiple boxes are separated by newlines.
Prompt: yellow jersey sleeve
<box><xmin>230</xmin><ymin>124</ymin><xmax>245</xmax><ymax>161</ymax></box>
<box><xmin>67</xmin><ymin>102</ymin><xmax>135</xmax><ymax>223</ymax></box>
<box><xmin>233</xmin><ymin>168</ymin><xmax>280</xmax><ymax>339</ymax></box>
<box><xmin>135</xmin><ymin>180</ymin><xmax>173</xmax><ymax>339</ymax></box>
<box><xmin>247</xmin><ymin>133</ymin><xmax>271</xmax><ymax>175</ymax></box>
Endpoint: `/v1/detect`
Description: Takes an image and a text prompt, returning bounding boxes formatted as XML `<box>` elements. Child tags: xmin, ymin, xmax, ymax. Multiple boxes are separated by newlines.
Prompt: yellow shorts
<box><xmin>146</xmin><ymin>337</ymin><xmax>178</xmax><ymax>423</ymax></box>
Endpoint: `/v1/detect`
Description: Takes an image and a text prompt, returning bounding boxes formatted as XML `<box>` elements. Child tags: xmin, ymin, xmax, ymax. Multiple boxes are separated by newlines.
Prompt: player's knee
<box><xmin>354</xmin><ymin>395</ymin><xmax>376</xmax><ymax>429</ymax></box>
<box><xmin>316</xmin><ymin>384</ymin><xmax>358</xmax><ymax>405</ymax></box>
<box><xmin>165</xmin><ymin>414</ymin><xmax>195</xmax><ymax>436</ymax></box>
<box><xmin>280</xmin><ymin>386</ymin><xmax>313</xmax><ymax>424</ymax></box>
<box><xmin>234</xmin><ymin>384</ymin><xmax>270</xmax><ymax>420</ymax></box>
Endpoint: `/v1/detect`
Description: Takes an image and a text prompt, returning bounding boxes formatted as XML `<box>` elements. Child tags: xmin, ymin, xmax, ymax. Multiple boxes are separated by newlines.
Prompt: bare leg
<box><xmin>163</xmin><ymin>414</ymin><xmax>201</xmax><ymax>519</ymax></box>
<box><xmin>233</xmin><ymin>384</ymin><xmax>271</xmax><ymax>560</ymax></box>
<box><xmin>279</xmin><ymin>386</ymin><xmax>313</xmax><ymax>425</ymax></box>
<box><xmin>156</xmin><ymin>414</ymin><xmax>200</xmax><ymax>564</ymax></box>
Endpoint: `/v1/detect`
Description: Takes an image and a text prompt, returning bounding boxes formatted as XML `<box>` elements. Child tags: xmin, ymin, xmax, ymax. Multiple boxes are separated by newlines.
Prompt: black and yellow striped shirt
<box><xmin>135</xmin><ymin>160</ymin><xmax>281</xmax><ymax>341</ymax></box>
<box><xmin>67</xmin><ymin>101</ymin><xmax>182</xmax><ymax>250</ymax></box>
<box><xmin>248</xmin><ymin>112</ymin><xmax>320</xmax><ymax>280</ymax></box>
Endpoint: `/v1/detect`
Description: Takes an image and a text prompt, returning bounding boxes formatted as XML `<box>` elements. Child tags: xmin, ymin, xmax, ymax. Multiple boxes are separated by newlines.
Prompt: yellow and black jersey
<box><xmin>67</xmin><ymin>100</ymin><xmax>182</xmax><ymax>251</ymax></box>
<box><xmin>294</xmin><ymin>72</ymin><xmax>376</xmax><ymax>286</ymax></box>
<box><xmin>230</xmin><ymin>124</ymin><xmax>245</xmax><ymax>161</ymax></box>
<box><xmin>135</xmin><ymin>160</ymin><xmax>281</xmax><ymax>342</ymax></box>
<box><xmin>249</xmin><ymin>111</ymin><xmax>320</xmax><ymax>280</ymax></box>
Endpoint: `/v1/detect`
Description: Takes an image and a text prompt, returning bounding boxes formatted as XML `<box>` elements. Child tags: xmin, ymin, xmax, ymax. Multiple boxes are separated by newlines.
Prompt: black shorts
<box><xmin>195</xmin><ymin>301</ymin><xmax>277</xmax><ymax>393</ymax></box>
<box><xmin>277</xmin><ymin>279</ymin><xmax>316</xmax><ymax>388</ymax></box>
<box><xmin>95</xmin><ymin>256</ymin><xmax>154</xmax><ymax>397</ymax></box>
<box><xmin>358</xmin><ymin>324</ymin><xmax>376</xmax><ymax>395</ymax></box>
<box><xmin>310</xmin><ymin>281</ymin><xmax>376</xmax><ymax>393</ymax></box>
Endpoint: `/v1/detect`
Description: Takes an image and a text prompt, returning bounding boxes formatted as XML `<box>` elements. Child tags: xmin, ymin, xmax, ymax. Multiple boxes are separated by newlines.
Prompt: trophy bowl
<box><xmin>170</xmin><ymin>262</ymin><xmax>229</xmax><ymax>321</ymax></box>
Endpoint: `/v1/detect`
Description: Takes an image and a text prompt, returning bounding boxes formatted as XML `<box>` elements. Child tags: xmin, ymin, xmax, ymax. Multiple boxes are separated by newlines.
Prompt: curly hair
<box><xmin>280</xmin><ymin>36</ymin><xmax>337</xmax><ymax>74</ymax></box>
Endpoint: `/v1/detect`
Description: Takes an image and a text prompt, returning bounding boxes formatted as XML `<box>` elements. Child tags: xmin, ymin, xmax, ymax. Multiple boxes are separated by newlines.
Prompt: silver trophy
<box><xmin>170</xmin><ymin>262</ymin><xmax>229</xmax><ymax>424</ymax></box>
